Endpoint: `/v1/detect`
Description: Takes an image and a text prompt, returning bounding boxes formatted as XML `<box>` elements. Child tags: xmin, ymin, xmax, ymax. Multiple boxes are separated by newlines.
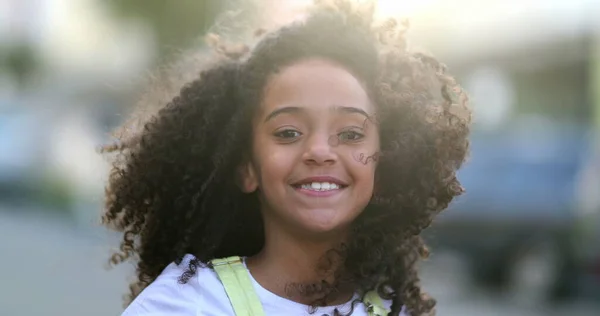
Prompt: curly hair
<box><xmin>102</xmin><ymin>1</ymin><xmax>471</xmax><ymax>315</ymax></box>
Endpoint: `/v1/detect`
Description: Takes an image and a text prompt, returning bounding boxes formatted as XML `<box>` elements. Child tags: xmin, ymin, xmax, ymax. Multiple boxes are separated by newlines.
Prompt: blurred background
<box><xmin>1</xmin><ymin>0</ymin><xmax>599</xmax><ymax>315</ymax></box>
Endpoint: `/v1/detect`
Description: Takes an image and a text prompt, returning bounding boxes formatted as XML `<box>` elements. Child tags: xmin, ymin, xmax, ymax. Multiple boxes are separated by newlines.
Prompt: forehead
<box><xmin>260</xmin><ymin>59</ymin><xmax>373</xmax><ymax>116</ymax></box>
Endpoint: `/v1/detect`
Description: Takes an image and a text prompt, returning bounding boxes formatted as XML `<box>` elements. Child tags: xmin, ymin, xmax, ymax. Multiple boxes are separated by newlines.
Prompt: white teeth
<box><xmin>300</xmin><ymin>182</ymin><xmax>341</xmax><ymax>191</ymax></box>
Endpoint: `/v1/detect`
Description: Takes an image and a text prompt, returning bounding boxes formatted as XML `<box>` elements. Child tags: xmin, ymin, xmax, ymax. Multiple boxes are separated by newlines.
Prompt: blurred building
<box><xmin>403</xmin><ymin>0</ymin><xmax>600</xmax><ymax>301</ymax></box>
<box><xmin>405</xmin><ymin>0</ymin><xmax>600</xmax><ymax>128</ymax></box>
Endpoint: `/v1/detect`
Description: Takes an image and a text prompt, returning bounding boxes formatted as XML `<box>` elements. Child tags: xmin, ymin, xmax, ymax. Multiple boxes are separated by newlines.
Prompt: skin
<box><xmin>242</xmin><ymin>58</ymin><xmax>380</xmax><ymax>305</ymax></box>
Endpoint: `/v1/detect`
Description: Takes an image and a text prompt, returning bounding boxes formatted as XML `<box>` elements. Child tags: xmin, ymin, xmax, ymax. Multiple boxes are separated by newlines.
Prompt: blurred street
<box><xmin>2</xmin><ymin>0</ymin><xmax>600</xmax><ymax>315</ymax></box>
<box><xmin>0</xmin><ymin>204</ymin><xmax>598</xmax><ymax>316</ymax></box>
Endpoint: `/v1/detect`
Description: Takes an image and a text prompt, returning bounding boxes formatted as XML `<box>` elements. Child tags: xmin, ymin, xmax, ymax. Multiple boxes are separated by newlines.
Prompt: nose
<box><xmin>302</xmin><ymin>133</ymin><xmax>337</xmax><ymax>166</ymax></box>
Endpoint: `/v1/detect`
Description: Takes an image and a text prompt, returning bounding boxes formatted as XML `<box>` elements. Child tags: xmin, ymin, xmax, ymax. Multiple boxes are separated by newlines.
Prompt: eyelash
<box><xmin>273</xmin><ymin>129</ymin><xmax>303</xmax><ymax>140</ymax></box>
<box><xmin>273</xmin><ymin>129</ymin><xmax>365</xmax><ymax>143</ymax></box>
<box><xmin>338</xmin><ymin>130</ymin><xmax>365</xmax><ymax>142</ymax></box>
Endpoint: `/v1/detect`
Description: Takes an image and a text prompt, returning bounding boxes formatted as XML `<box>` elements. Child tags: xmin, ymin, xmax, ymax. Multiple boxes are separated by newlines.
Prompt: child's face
<box><xmin>241</xmin><ymin>58</ymin><xmax>380</xmax><ymax>236</ymax></box>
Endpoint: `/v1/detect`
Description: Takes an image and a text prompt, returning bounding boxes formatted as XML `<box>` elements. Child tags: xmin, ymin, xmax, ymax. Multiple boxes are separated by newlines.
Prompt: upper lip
<box><xmin>291</xmin><ymin>176</ymin><xmax>348</xmax><ymax>186</ymax></box>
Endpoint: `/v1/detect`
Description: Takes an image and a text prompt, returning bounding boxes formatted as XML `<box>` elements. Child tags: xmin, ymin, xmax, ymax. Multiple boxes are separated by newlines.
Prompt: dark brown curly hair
<box><xmin>102</xmin><ymin>1</ymin><xmax>471</xmax><ymax>315</ymax></box>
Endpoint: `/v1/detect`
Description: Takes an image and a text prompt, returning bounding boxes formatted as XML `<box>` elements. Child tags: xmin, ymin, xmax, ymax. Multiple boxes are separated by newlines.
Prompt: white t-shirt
<box><xmin>122</xmin><ymin>254</ymin><xmax>403</xmax><ymax>316</ymax></box>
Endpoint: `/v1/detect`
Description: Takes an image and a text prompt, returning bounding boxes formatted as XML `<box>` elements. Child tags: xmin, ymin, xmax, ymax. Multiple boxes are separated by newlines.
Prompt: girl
<box><xmin>102</xmin><ymin>1</ymin><xmax>471</xmax><ymax>315</ymax></box>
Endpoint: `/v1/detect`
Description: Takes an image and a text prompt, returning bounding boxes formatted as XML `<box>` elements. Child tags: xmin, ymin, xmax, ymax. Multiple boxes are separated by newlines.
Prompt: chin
<box><xmin>296</xmin><ymin>212</ymin><xmax>355</xmax><ymax>237</ymax></box>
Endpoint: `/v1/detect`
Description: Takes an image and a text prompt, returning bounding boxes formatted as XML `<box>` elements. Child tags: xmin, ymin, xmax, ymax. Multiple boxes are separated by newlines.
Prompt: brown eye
<box><xmin>338</xmin><ymin>130</ymin><xmax>364</xmax><ymax>142</ymax></box>
<box><xmin>274</xmin><ymin>129</ymin><xmax>302</xmax><ymax>139</ymax></box>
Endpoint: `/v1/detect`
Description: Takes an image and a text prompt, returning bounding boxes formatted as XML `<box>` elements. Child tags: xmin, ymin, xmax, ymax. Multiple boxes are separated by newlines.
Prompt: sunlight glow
<box><xmin>374</xmin><ymin>0</ymin><xmax>439</xmax><ymax>19</ymax></box>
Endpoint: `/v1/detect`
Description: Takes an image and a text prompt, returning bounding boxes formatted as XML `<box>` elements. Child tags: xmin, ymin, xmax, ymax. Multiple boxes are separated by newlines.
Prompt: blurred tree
<box><xmin>105</xmin><ymin>0</ymin><xmax>223</xmax><ymax>63</ymax></box>
<box><xmin>0</xmin><ymin>43</ymin><xmax>40</xmax><ymax>90</ymax></box>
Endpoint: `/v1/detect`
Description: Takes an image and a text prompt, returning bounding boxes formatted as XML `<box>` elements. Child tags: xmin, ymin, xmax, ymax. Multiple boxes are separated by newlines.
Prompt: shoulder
<box><xmin>121</xmin><ymin>254</ymin><xmax>231</xmax><ymax>316</ymax></box>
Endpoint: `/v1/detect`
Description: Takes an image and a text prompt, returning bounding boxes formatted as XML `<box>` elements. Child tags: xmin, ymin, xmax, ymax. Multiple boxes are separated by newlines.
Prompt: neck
<box><xmin>246</xmin><ymin>217</ymin><xmax>352</xmax><ymax>305</ymax></box>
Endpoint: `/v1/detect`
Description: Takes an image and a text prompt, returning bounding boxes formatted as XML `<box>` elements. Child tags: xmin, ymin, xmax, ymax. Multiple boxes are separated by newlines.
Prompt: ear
<box><xmin>237</xmin><ymin>160</ymin><xmax>259</xmax><ymax>193</ymax></box>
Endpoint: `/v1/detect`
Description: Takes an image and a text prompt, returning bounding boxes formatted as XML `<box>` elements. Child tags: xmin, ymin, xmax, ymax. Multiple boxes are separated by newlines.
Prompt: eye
<box><xmin>274</xmin><ymin>129</ymin><xmax>302</xmax><ymax>139</ymax></box>
<box><xmin>338</xmin><ymin>130</ymin><xmax>364</xmax><ymax>142</ymax></box>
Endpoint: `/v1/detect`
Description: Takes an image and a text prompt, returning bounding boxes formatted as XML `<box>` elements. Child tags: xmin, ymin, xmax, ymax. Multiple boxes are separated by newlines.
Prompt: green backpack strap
<box><xmin>364</xmin><ymin>290</ymin><xmax>390</xmax><ymax>316</ymax></box>
<box><xmin>211</xmin><ymin>256</ymin><xmax>266</xmax><ymax>316</ymax></box>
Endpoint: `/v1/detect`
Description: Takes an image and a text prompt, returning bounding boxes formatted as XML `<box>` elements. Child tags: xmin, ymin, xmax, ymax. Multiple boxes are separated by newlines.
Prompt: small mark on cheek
<box><xmin>353</xmin><ymin>151</ymin><xmax>381</xmax><ymax>165</ymax></box>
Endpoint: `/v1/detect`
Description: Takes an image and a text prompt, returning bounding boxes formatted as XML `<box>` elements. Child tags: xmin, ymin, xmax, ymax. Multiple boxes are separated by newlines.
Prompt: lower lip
<box><xmin>293</xmin><ymin>187</ymin><xmax>344</xmax><ymax>197</ymax></box>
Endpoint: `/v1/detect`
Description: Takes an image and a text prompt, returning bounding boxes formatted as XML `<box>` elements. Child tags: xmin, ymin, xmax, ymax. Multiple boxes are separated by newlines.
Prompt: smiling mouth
<box><xmin>292</xmin><ymin>182</ymin><xmax>347</xmax><ymax>191</ymax></box>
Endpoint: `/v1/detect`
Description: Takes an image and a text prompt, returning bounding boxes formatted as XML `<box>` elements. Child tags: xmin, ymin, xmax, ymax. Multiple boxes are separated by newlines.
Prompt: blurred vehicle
<box><xmin>425</xmin><ymin>121</ymin><xmax>600</xmax><ymax>303</ymax></box>
<box><xmin>0</xmin><ymin>95</ymin><xmax>117</xmax><ymax>210</ymax></box>
<box><xmin>0</xmin><ymin>106</ymin><xmax>48</xmax><ymax>203</ymax></box>
<box><xmin>573</xmin><ymin>138</ymin><xmax>600</xmax><ymax>300</ymax></box>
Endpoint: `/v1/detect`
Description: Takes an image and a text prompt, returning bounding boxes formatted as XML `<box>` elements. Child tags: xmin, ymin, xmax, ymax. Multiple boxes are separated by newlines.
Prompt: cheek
<box><xmin>358</xmin><ymin>161</ymin><xmax>377</xmax><ymax>190</ymax></box>
<box><xmin>344</xmin><ymin>150</ymin><xmax>376</xmax><ymax>176</ymax></box>
<box><xmin>347</xmin><ymin>149</ymin><xmax>378</xmax><ymax>195</ymax></box>
<box><xmin>255</xmin><ymin>145</ymin><xmax>295</xmax><ymax>184</ymax></box>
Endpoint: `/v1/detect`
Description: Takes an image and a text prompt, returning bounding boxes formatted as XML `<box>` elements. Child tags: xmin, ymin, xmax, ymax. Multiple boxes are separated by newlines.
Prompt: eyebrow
<box><xmin>263</xmin><ymin>105</ymin><xmax>373</xmax><ymax>123</ymax></box>
<box><xmin>333</xmin><ymin>106</ymin><xmax>372</xmax><ymax>120</ymax></box>
<box><xmin>264</xmin><ymin>106</ymin><xmax>304</xmax><ymax>122</ymax></box>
